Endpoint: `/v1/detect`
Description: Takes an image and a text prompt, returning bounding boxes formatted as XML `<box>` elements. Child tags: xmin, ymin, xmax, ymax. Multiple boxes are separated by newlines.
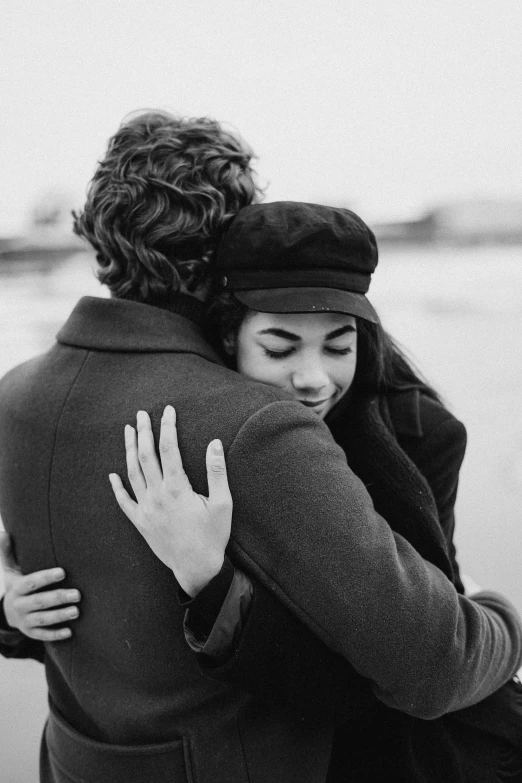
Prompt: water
<box><xmin>0</xmin><ymin>247</ymin><xmax>521</xmax><ymax>781</ymax></box>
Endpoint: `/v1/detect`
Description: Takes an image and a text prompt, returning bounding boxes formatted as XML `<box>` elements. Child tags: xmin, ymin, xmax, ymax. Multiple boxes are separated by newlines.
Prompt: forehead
<box><xmin>245</xmin><ymin>310</ymin><xmax>357</xmax><ymax>335</ymax></box>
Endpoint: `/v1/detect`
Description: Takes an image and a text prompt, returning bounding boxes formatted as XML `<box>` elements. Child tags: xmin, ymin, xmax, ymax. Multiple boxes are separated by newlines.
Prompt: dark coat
<box><xmin>193</xmin><ymin>390</ymin><xmax>522</xmax><ymax>781</ymax></box>
<box><xmin>0</xmin><ymin>296</ymin><xmax>520</xmax><ymax>783</ymax></box>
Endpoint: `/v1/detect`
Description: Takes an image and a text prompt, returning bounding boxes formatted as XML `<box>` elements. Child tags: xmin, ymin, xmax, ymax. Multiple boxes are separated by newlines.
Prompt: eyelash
<box><xmin>263</xmin><ymin>347</ymin><xmax>353</xmax><ymax>360</ymax></box>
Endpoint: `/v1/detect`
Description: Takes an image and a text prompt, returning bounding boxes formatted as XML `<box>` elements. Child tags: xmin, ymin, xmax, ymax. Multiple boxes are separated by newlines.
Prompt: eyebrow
<box><xmin>258</xmin><ymin>328</ymin><xmax>300</xmax><ymax>341</ymax></box>
<box><xmin>257</xmin><ymin>324</ymin><xmax>356</xmax><ymax>342</ymax></box>
<box><xmin>325</xmin><ymin>324</ymin><xmax>356</xmax><ymax>340</ymax></box>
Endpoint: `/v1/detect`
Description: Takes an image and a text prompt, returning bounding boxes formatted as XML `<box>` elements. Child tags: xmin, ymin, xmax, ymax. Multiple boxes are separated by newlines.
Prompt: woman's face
<box><xmin>232</xmin><ymin>311</ymin><xmax>357</xmax><ymax>419</ymax></box>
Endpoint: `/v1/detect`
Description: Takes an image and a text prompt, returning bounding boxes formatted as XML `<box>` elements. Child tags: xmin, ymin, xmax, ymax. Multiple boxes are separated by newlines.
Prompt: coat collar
<box><xmin>57</xmin><ymin>296</ymin><xmax>223</xmax><ymax>364</ymax></box>
<box><xmin>327</xmin><ymin>386</ymin><xmax>424</xmax><ymax>438</ymax></box>
<box><xmin>386</xmin><ymin>388</ymin><xmax>423</xmax><ymax>437</ymax></box>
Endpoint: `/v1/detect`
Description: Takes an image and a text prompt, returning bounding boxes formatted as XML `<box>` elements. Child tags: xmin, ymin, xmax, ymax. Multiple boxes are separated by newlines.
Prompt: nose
<box><xmin>291</xmin><ymin>356</ymin><xmax>330</xmax><ymax>394</ymax></box>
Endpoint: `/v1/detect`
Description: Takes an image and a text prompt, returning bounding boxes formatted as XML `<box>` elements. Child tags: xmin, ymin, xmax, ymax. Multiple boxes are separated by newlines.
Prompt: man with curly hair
<box><xmin>0</xmin><ymin>110</ymin><xmax>521</xmax><ymax>783</ymax></box>
<box><xmin>0</xmin><ymin>110</ymin><xmax>266</xmax><ymax>782</ymax></box>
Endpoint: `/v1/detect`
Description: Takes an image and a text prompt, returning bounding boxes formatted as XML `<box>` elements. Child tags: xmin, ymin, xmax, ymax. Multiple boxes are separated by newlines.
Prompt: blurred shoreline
<box><xmin>2</xmin><ymin>197</ymin><xmax>522</xmax><ymax>270</ymax></box>
<box><xmin>373</xmin><ymin>198</ymin><xmax>522</xmax><ymax>246</ymax></box>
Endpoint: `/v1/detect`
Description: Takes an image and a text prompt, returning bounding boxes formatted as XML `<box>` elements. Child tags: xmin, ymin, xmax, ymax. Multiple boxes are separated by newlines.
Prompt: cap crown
<box><xmin>216</xmin><ymin>201</ymin><xmax>378</xmax><ymax>294</ymax></box>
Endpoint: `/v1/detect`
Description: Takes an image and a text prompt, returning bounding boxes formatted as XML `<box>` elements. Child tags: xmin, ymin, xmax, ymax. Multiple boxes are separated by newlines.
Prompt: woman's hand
<box><xmin>0</xmin><ymin>532</ymin><xmax>81</xmax><ymax>641</ymax></box>
<box><xmin>109</xmin><ymin>405</ymin><xmax>233</xmax><ymax>597</ymax></box>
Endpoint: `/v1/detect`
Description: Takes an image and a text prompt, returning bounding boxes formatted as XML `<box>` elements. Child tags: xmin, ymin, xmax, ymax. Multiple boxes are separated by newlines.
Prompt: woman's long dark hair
<box><xmin>206</xmin><ymin>292</ymin><xmax>441</xmax><ymax>403</ymax></box>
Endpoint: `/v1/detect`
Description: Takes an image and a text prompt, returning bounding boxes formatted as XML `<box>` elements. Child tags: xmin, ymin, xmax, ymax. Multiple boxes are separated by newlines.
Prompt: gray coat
<box><xmin>0</xmin><ymin>296</ymin><xmax>520</xmax><ymax>783</ymax></box>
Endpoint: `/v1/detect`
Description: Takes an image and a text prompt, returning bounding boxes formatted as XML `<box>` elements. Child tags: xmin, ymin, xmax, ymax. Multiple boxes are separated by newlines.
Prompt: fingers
<box><xmin>109</xmin><ymin>473</ymin><xmax>138</xmax><ymax>523</ymax></box>
<box><xmin>10</xmin><ymin>580</ymin><xmax>80</xmax><ymax>642</ymax></box>
<box><xmin>27</xmin><ymin>626</ymin><xmax>73</xmax><ymax>642</ymax></box>
<box><xmin>125</xmin><ymin>425</ymin><xmax>146</xmax><ymax>502</ymax></box>
<box><xmin>206</xmin><ymin>440</ymin><xmax>233</xmax><ymax>508</ymax></box>
<box><xmin>24</xmin><ymin>604</ymin><xmax>79</xmax><ymax>629</ymax></box>
<box><xmin>0</xmin><ymin>531</ymin><xmax>20</xmax><ymax>574</ymax></box>
<box><xmin>136</xmin><ymin>411</ymin><xmax>163</xmax><ymax>488</ymax></box>
<box><xmin>17</xmin><ymin>567</ymin><xmax>66</xmax><ymax>596</ymax></box>
<box><xmin>19</xmin><ymin>587</ymin><xmax>81</xmax><ymax>612</ymax></box>
<box><xmin>159</xmin><ymin>406</ymin><xmax>191</xmax><ymax>492</ymax></box>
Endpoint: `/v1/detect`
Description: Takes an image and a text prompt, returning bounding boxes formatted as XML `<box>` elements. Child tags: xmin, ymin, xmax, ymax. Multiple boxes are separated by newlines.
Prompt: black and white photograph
<box><xmin>1</xmin><ymin>2</ymin><xmax>521</xmax><ymax>781</ymax></box>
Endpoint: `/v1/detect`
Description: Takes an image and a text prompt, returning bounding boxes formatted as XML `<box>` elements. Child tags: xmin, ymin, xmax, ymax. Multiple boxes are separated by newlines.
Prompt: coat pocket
<box><xmin>42</xmin><ymin>705</ymin><xmax>192</xmax><ymax>783</ymax></box>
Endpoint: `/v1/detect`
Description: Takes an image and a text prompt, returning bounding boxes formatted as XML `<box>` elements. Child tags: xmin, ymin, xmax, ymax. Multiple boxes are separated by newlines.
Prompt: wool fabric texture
<box><xmin>0</xmin><ymin>297</ymin><xmax>521</xmax><ymax>783</ymax></box>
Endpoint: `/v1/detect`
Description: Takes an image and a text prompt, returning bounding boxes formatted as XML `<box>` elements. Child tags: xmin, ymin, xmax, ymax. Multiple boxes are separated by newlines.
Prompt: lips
<box><xmin>299</xmin><ymin>399</ymin><xmax>330</xmax><ymax>408</ymax></box>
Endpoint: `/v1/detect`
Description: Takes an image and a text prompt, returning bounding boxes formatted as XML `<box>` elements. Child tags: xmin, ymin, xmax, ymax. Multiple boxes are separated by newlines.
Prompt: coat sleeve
<box><xmin>189</xmin><ymin>397</ymin><xmax>516</xmax><ymax>721</ymax></box>
<box><xmin>195</xmin><ymin>570</ymin><xmax>376</xmax><ymax>724</ymax></box>
<box><xmin>0</xmin><ymin>596</ymin><xmax>45</xmax><ymax>663</ymax></box>
<box><xmin>221</xmin><ymin>400</ymin><xmax>522</xmax><ymax>719</ymax></box>
<box><xmin>183</xmin><ymin>557</ymin><xmax>375</xmax><ymax>723</ymax></box>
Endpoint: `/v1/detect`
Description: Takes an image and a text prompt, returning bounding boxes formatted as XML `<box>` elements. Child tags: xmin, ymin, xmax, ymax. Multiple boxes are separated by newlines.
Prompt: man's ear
<box><xmin>222</xmin><ymin>332</ymin><xmax>237</xmax><ymax>356</ymax></box>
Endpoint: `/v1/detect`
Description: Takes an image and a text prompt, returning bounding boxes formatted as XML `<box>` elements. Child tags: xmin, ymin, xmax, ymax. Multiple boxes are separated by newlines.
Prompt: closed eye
<box><xmin>325</xmin><ymin>346</ymin><xmax>353</xmax><ymax>356</ymax></box>
<box><xmin>263</xmin><ymin>346</ymin><xmax>352</xmax><ymax>359</ymax></box>
<box><xmin>263</xmin><ymin>347</ymin><xmax>294</xmax><ymax>359</ymax></box>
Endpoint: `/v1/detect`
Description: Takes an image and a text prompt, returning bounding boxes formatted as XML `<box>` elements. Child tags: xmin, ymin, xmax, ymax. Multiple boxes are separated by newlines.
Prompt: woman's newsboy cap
<box><xmin>215</xmin><ymin>201</ymin><xmax>379</xmax><ymax>323</ymax></box>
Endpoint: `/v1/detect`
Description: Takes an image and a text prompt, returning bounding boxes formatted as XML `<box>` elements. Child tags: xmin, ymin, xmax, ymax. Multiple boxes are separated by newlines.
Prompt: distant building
<box><xmin>428</xmin><ymin>199</ymin><xmax>522</xmax><ymax>243</ymax></box>
<box><xmin>372</xmin><ymin>214</ymin><xmax>436</xmax><ymax>244</ymax></box>
<box><xmin>0</xmin><ymin>192</ymin><xmax>85</xmax><ymax>262</ymax></box>
<box><xmin>373</xmin><ymin>198</ymin><xmax>522</xmax><ymax>245</ymax></box>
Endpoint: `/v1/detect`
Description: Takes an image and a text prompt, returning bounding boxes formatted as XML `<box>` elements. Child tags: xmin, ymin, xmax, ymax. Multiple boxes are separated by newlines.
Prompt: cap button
<box><xmin>222</xmin><ymin>276</ymin><xmax>228</xmax><ymax>287</ymax></box>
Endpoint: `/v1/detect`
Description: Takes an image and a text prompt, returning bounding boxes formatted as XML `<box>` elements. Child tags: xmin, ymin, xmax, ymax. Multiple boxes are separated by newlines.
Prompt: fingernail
<box><xmin>68</xmin><ymin>607</ymin><xmax>79</xmax><ymax>618</ymax></box>
<box><xmin>60</xmin><ymin>629</ymin><xmax>72</xmax><ymax>639</ymax></box>
<box><xmin>66</xmin><ymin>590</ymin><xmax>80</xmax><ymax>601</ymax></box>
<box><xmin>53</xmin><ymin>569</ymin><xmax>65</xmax><ymax>579</ymax></box>
<box><xmin>211</xmin><ymin>439</ymin><xmax>223</xmax><ymax>456</ymax></box>
<box><xmin>163</xmin><ymin>405</ymin><xmax>175</xmax><ymax>418</ymax></box>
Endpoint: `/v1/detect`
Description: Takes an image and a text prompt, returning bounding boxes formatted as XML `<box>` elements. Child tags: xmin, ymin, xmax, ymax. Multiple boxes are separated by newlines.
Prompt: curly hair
<box><xmin>73</xmin><ymin>111</ymin><xmax>262</xmax><ymax>301</ymax></box>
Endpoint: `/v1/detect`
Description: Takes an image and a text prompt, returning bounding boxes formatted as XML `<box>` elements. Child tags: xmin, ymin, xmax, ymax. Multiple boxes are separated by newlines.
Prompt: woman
<box><xmin>108</xmin><ymin>201</ymin><xmax>522</xmax><ymax>781</ymax></box>
<box><xmin>2</xmin><ymin>202</ymin><xmax>521</xmax><ymax>780</ymax></box>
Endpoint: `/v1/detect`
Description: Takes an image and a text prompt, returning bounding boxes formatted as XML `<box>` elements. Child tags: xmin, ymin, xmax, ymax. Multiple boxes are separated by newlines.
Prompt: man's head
<box><xmin>73</xmin><ymin>110</ymin><xmax>261</xmax><ymax>303</ymax></box>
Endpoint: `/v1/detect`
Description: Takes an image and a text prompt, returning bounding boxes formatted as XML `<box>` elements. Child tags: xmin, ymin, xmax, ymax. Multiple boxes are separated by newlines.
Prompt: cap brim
<box><xmin>233</xmin><ymin>287</ymin><xmax>379</xmax><ymax>324</ymax></box>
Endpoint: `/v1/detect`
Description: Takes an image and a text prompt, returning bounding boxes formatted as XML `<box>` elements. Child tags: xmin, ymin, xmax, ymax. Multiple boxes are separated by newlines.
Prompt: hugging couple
<box><xmin>0</xmin><ymin>111</ymin><xmax>521</xmax><ymax>783</ymax></box>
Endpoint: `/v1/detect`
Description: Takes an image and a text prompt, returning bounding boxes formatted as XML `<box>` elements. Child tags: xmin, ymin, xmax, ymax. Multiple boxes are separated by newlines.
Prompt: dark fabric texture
<box><xmin>215</xmin><ymin>202</ymin><xmax>378</xmax><ymax>291</ymax></box>
<box><xmin>195</xmin><ymin>388</ymin><xmax>522</xmax><ymax>781</ymax></box>
<box><xmin>179</xmin><ymin>556</ymin><xmax>236</xmax><ymax>644</ymax></box>
<box><xmin>330</xmin><ymin>390</ymin><xmax>455</xmax><ymax>580</ymax></box>
<box><xmin>0</xmin><ymin>296</ymin><xmax>521</xmax><ymax>783</ymax></box>
<box><xmin>185</xmin><ymin>569</ymin><xmax>254</xmax><ymax>661</ymax></box>
<box><xmin>40</xmin><ymin>699</ymin><xmax>192</xmax><ymax>783</ymax></box>
<box><xmin>384</xmin><ymin>389</ymin><xmax>466</xmax><ymax>594</ymax></box>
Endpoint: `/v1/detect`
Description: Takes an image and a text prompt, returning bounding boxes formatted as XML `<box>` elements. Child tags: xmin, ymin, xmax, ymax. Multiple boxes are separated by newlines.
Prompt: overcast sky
<box><xmin>1</xmin><ymin>0</ymin><xmax>521</xmax><ymax>233</ymax></box>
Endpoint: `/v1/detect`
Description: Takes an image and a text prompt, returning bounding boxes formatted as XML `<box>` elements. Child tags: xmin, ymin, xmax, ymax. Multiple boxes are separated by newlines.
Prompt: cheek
<box><xmin>236</xmin><ymin>345</ymin><xmax>286</xmax><ymax>386</ymax></box>
<box><xmin>333</xmin><ymin>354</ymin><xmax>357</xmax><ymax>391</ymax></box>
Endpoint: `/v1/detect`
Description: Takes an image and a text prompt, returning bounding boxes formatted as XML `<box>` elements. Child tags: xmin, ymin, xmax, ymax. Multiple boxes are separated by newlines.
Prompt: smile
<box><xmin>299</xmin><ymin>399</ymin><xmax>330</xmax><ymax>408</ymax></box>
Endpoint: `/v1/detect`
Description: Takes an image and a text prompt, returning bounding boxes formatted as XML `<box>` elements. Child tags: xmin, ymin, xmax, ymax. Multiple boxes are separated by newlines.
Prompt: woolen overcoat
<box><xmin>0</xmin><ymin>296</ymin><xmax>520</xmax><ymax>783</ymax></box>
